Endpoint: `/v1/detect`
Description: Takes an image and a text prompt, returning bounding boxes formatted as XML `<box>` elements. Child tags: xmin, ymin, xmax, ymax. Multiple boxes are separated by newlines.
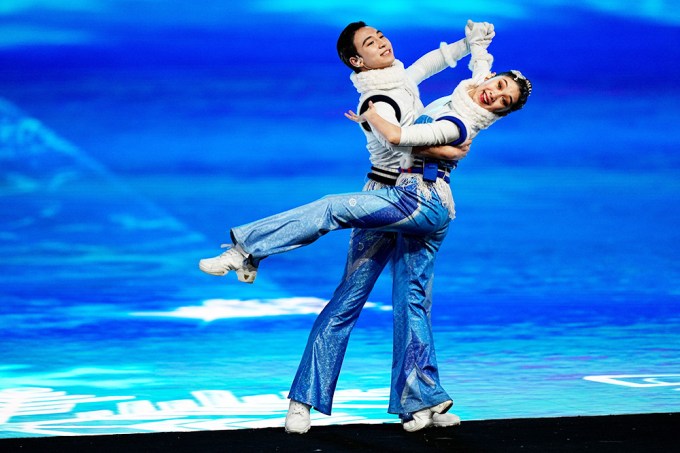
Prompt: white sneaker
<box><xmin>285</xmin><ymin>400</ymin><xmax>311</xmax><ymax>434</ymax></box>
<box><xmin>430</xmin><ymin>399</ymin><xmax>453</xmax><ymax>414</ymax></box>
<box><xmin>432</xmin><ymin>412</ymin><xmax>461</xmax><ymax>427</ymax></box>
<box><xmin>198</xmin><ymin>244</ymin><xmax>257</xmax><ymax>283</ymax></box>
<box><xmin>402</xmin><ymin>400</ymin><xmax>455</xmax><ymax>432</ymax></box>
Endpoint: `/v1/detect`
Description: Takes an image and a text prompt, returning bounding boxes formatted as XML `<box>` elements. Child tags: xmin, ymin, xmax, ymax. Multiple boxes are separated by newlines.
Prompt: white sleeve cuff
<box><xmin>439</xmin><ymin>39</ymin><xmax>470</xmax><ymax>68</ymax></box>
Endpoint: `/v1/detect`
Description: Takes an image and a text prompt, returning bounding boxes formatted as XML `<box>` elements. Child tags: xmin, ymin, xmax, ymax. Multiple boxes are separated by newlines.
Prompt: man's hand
<box><xmin>344</xmin><ymin>109</ymin><xmax>364</xmax><ymax>123</ymax></box>
<box><xmin>413</xmin><ymin>138</ymin><xmax>472</xmax><ymax>160</ymax></box>
<box><xmin>344</xmin><ymin>101</ymin><xmax>377</xmax><ymax>123</ymax></box>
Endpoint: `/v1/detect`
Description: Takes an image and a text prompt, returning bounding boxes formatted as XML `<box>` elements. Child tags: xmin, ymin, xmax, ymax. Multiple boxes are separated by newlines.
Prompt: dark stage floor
<box><xmin>1</xmin><ymin>412</ymin><xmax>676</xmax><ymax>452</ymax></box>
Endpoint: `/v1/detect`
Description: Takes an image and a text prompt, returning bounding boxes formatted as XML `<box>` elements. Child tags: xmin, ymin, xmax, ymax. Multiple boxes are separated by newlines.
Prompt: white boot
<box><xmin>285</xmin><ymin>400</ymin><xmax>311</xmax><ymax>434</ymax></box>
<box><xmin>198</xmin><ymin>243</ymin><xmax>257</xmax><ymax>283</ymax></box>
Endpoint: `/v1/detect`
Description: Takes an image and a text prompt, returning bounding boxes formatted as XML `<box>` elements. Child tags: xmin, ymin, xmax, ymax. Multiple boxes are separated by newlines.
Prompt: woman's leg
<box><xmin>288</xmin><ymin>228</ymin><xmax>396</xmax><ymax>415</ymax></box>
<box><xmin>231</xmin><ymin>184</ymin><xmax>445</xmax><ymax>259</ymax></box>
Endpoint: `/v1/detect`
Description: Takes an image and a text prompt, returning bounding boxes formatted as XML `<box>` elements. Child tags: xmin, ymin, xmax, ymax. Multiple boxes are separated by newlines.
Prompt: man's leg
<box><xmin>389</xmin><ymin>224</ymin><xmax>453</xmax><ymax>424</ymax></box>
<box><xmin>284</xmin><ymin>180</ymin><xmax>399</xmax><ymax>433</ymax></box>
<box><xmin>288</xmin><ymin>228</ymin><xmax>395</xmax><ymax>417</ymax></box>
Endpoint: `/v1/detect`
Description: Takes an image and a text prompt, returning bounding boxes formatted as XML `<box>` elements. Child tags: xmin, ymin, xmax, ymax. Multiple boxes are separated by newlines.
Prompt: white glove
<box><xmin>465</xmin><ymin>19</ymin><xmax>494</xmax><ymax>50</ymax></box>
<box><xmin>465</xmin><ymin>19</ymin><xmax>495</xmax><ymax>72</ymax></box>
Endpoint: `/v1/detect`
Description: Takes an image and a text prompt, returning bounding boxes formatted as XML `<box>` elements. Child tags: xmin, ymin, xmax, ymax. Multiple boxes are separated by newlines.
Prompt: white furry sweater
<box><xmin>350</xmin><ymin>39</ymin><xmax>470</xmax><ymax>170</ymax></box>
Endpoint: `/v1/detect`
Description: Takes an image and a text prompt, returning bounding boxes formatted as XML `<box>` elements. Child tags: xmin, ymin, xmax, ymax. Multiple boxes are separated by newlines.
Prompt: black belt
<box><xmin>367</xmin><ymin>166</ymin><xmax>399</xmax><ymax>186</ymax></box>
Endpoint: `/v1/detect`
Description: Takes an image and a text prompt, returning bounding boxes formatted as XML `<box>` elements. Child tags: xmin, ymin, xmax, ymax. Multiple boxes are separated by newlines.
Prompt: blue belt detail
<box><xmin>399</xmin><ymin>166</ymin><xmax>450</xmax><ymax>184</ymax></box>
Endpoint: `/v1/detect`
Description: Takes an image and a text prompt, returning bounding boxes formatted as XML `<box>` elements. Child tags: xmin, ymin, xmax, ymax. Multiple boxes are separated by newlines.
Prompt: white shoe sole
<box><xmin>198</xmin><ymin>261</ymin><xmax>226</xmax><ymax>276</ymax></box>
<box><xmin>403</xmin><ymin>419</ymin><xmax>433</xmax><ymax>432</ymax></box>
<box><xmin>432</xmin><ymin>414</ymin><xmax>461</xmax><ymax>428</ymax></box>
<box><xmin>284</xmin><ymin>424</ymin><xmax>310</xmax><ymax>434</ymax></box>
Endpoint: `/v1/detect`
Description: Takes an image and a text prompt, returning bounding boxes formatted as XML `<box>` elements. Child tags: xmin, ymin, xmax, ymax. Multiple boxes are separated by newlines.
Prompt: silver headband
<box><xmin>510</xmin><ymin>70</ymin><xmax>532</xmax><ymax>95</ymax></box>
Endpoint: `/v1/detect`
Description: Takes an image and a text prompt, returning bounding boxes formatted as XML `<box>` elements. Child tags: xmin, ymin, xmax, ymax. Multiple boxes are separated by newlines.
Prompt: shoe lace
<box><xmin>290</xmin><ymin>402</ymin><xmax>309</xmax><ymax>416</ymax></box>
<box><xmin>220</xmin><ymin>243</ymin><xmax>257</xmax><ymax>269</ymax></box>
<box><xmin>218</xmin><ymin>244</ymin><xmax>239</xmax><ymax>259</ymax></box>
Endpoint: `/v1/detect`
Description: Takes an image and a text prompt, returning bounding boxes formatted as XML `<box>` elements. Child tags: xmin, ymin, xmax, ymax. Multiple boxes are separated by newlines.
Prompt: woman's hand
<box><xmin>465</xmin><ymin>20</ymin><xmax>494</xmax><ymax>49</ymax></box>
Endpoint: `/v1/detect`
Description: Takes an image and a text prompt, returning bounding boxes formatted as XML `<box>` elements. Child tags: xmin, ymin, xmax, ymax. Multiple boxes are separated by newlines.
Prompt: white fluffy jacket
<box><xmin>350</xmin><ymin>39</ymin><xmax>469</xmax><ymax>170</ymax></box>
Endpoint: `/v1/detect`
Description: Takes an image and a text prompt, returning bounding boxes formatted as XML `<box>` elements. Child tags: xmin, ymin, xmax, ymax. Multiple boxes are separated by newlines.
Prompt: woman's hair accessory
<box><xmin>509</xmin><ymin>70</ymin><xmax>532</xmax><ymax>96</ymax></box>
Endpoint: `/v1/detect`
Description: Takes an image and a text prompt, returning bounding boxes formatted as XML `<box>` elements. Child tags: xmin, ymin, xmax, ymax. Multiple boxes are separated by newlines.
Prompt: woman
<box><xmin>342</xmin><ymin>66</ymin><xmax>531</xmax><ymax>430</ymax></box>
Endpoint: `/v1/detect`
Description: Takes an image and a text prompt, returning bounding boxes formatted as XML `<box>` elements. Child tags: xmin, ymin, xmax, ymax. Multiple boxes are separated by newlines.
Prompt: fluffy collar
<box><xmin>449</xmin><ymin>78</ymin><xmax>499</xmax><ymax>137</ymax></box>
<box><xmin>350</xmin><ymin>60</ymin><xmax>418</xmax><ymax>96</ymax></box>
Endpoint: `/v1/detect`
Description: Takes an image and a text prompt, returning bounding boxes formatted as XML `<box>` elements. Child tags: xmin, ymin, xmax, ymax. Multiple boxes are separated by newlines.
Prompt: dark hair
<box><xmin>495</xmin><ymin>70</ymin><xmax>532</xmax><ymax>116</ymax></box>
<box><xmin>337</xmin><ymin>21</ymin><xmax>367</xmax><ymax>73</ymax></box>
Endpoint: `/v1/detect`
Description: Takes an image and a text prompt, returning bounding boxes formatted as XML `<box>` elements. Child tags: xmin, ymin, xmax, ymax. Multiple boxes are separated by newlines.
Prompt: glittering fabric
<box><xmin>230</xmin><ymin>180</ymin><xmax>448</xmax><ymax>258</ymax></box>
<box><xmin>390</xmin><ymin>228</ymin><xmax>451</xmax><ymax>417</ymax></box>
<box><xmin>286</xmin><ymin>179</ymin><xmax>397</xmax><ymax>416</ymax></box>
<box><xmin>231</xmin><ymin>179</ymin><xmax>453</xmax><ymax>416</ymax></box>
<box><xmin>288</xmin><ymin>227</ymin><xmax>396</xmax><ymax>415</ymax></box>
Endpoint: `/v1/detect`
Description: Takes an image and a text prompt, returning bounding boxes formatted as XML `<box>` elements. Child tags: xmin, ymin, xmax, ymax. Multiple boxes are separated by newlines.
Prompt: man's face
<box><xmin>351</xmin><ymin>26</ymin><xmax>394</xmax><ymax>71</ymax></box>
<box><xmin>471</xmin><ymin>75</ymin><xmax>521</xmax><ymax>114</ymax></box>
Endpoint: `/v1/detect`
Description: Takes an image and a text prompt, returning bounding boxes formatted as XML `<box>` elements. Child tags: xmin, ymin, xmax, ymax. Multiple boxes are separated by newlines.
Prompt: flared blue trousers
<box><xmin>230</xmin><ymin>180</ymin><xmax>452</xmax><ymax>416</ymax></box>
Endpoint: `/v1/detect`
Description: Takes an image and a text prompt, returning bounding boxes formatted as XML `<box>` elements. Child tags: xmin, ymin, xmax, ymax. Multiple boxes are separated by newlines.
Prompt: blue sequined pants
<box><xmin>230</xmin><ymin>180</ymin><xmax>452</xmax><ymax>416</ymax></box>
<box><xmin>288</xmin><ymin>227</ymin><xmax>396</xmax><ymax>415</ymax></box>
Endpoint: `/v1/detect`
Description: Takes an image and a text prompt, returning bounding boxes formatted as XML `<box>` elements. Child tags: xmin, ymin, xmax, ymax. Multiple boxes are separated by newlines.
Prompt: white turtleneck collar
<box><xmin>350</xmin><ymin>60</ymin><xmax>416</xmax><ymax>95</ymax></box>
<box><xmin>449</xmin><ymin>78</ymin><xmax>500</xmax><ymax>137</ymax></box>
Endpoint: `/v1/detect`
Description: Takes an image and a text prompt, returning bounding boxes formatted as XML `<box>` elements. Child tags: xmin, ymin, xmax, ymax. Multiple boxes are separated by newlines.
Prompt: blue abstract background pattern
<box><xmin>1</xmin><ymin>0</ymin><xmax>679</xmax><ymax>438</ymax></box>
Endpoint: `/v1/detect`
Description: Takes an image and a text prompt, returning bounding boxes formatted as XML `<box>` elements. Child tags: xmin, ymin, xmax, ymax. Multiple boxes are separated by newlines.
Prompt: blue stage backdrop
<box><xmin>0</xmin><ymin>1</ymin><xmax>678</xmax><ymax>438</ymax></box>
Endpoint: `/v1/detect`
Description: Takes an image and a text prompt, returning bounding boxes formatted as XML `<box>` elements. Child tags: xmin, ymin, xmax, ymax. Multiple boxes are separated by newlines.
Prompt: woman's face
<box><xmin>471</xmin><ymin>75</ymin><xmax>521</xmax><ymax>114</ymax></box>
<box><xmin>350</xmin><ymin>26</ymin><xmax>394</xmax><ymax>71</ymax></box>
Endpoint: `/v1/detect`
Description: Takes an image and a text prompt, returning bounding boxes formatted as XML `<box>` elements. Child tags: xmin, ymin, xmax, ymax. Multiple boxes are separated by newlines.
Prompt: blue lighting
<box><xmin>1</xmin><ymin>1</ymin><xmax>678</xmax><ymax>438</ymax></box>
